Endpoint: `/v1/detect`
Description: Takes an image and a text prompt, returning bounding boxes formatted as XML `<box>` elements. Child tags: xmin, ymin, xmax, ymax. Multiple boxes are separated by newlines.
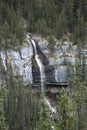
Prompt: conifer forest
<box><xmin>0</xmin><ymin>0</ymin><xmax>87</xmax><ymax>130</ymax></box>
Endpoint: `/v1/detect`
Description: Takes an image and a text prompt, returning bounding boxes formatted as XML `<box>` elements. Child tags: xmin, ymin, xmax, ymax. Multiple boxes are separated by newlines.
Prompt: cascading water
<box><xmin>27</xmin><ymin>35</ymin><xmax>56</xmax><ymax>128</ymax></box>
<box><xmin>44</xmin><ymin>98</ymin><xmax>56</xmax><ymax>114</ymax></box>
<box><xmin>27</xmin><ymin>34</ymin><xmax>45</xmax><ymax>90</ymax></box>
<box><xmin>31</xmin><ymin>39</ymin><xmax>45</xmax><ymax>90</ymax></box>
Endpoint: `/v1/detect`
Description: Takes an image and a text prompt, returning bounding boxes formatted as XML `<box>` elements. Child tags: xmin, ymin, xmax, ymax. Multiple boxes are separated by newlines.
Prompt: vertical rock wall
<box><xmin>0</xmin><ymin>34</ymin><xmax>87</xmax><ymax>86</ymax></box>
<box><xmin>0</xmin><ymin>40</ymin><xmax>33</xmax><ymax>85</ymax></box>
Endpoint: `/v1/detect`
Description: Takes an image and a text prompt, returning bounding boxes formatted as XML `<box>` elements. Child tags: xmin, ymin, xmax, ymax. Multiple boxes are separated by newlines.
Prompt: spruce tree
<box><xmin>55</xmin><ymin>88</ymin><xmax>77</xmax><ymax>130</ymax></box>
<box><xmin>74</xmin><ymin>8</ymin><xmax>85</xmax><ymax>45</ymax></box>
<box><xmin>73</xmin><ymin>53</ymin><xmax>87</xmax><ymax>130</ymax></box>
<box><xmin>0</xmin><ymin>88</ymin><xmax>7</xmax><ymax>129</ymax></box>
<box><xmin>48</xmin><ymin>35</ymin><xmax>55</xmax><ymax>52</ymax></box>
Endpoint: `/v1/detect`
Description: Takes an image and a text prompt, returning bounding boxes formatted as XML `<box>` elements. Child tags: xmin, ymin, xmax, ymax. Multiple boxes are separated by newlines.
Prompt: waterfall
<box><xmin>27</xmin><ymin>35</ymin><xmax>45</xmax><ymax>90</ymax></box>
<box><xmin>31</xmin><ymin>39</ymin><xmax>45</xmax><ymax>90</ymax></box>
<box><xmin>27</xmin><ymin>35</ymin><xmax>56</xmax><ymax>129</ymax></box>
<box><xmin>44</xmin><ymin>98</ymin><xmax>56</xmax><ymax>114</ymax></box>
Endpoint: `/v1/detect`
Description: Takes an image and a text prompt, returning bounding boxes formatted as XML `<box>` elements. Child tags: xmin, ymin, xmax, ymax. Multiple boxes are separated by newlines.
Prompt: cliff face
<box><xmin>32</xmin><ymin>35</ymin><xmax>76</xmax><ymax>82</ymax></box>
<box><xmin>0</xmin><ymin>34</ymin><xmax>87</xmax><ymax>86</ymax></box>
<box><xmin>32</xmin><ymin>34</ymin><xmax>87</xmax><ymax>82</ymax></box>
<box><xmin>0</xmin><ymin>38</ymin><xmax>33</xmax><ymax>85</ymax></box>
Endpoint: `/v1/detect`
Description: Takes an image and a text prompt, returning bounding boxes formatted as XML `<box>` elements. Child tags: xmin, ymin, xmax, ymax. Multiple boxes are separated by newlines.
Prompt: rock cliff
<box><xmin>0</xmin><ymin>34</ymin><xmax>87</xmax><ymax>86</ymax></box>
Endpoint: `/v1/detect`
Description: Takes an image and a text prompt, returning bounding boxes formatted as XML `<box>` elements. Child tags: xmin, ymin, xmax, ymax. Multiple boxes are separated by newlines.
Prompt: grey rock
<box><xmin>0</xmin><ymin>41</ymin><xmax>33</xmax><ymax>84</ymax></box>
<box><xmin>54</xmin><ymin>66</ymin><xmax>67</xmax><ymax>82</ymax></box>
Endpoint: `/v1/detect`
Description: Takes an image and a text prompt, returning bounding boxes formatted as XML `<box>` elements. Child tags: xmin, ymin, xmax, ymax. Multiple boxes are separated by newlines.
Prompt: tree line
<box><xmin>0</xmin><ymin>51</ymin><xmax>87</xmax><ymax>130</ymax></box>
<box><xmin>0</xmin><ymin>0</ymin><xmax>87</xmax><ymax>50</ymax></box>
<box><xmin>0</xmin><ymin>0</ymin><xmax>87</xmax><ymax>130</ymax></box>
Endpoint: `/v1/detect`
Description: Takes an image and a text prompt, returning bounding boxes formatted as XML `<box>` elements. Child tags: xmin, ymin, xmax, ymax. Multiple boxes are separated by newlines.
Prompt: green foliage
<box><xmin>48</xmin><ymin>36</ymin><xmax>55</xmax><ymax>51</ymax></box>
<box><xmin>0</xmin><ymin>1</ymin><xmax>25</xmax><ymax>49</ymax></box>
<box><xmin>73</xmin><ymin>52</ymin><xmax>87</xmax><ymax>130</ymax></box>
<box><xmin>4</xmin><ymin>71</ymin><xmax>39</xmax><ymax>130</ymax></box>
<box><xmin>2</xmin><ymin>21</ymin><xmax>10</xmax><ymax>48</ymax></box>
<box><xmin>63</xmin><ymin>0</ymin><xmax>74</xmax><ymax>32</ymax></box>
<box><xmin>35</xmin><ymin>18</ymin><xmax>47</xmax><ymax>34</ymax></box>
<box><xmin>0</xmin><ymin>88</ymin><xmax>7</xmax><ymax>129</ymax></box>
<box><xmin>55</xmin><ymin>18</ymin><xmax>64</xmax><ymax>39</ymax></box>
<box><xmin>38</xmin><ymin>91</ymin><xmax>52</xmax><ymax>130</ymax></box>
<box><xmin>0</xmin><ymin>0</ymin><xmax>87</xmax><ymax>129</ymax></box>
<box><xmin>0</xmin><ymin>0</ymin><xmax>86</xmax><ymax>46</ymax></box>
<box><xmin>73</xmin><ymin>8</ymin><xmax>85</xmax><ymax>44</ymax></box>
<box><xmin>55</xmin><ymin>88</ymin><xmax>77</xmax><ymax>130</ymax></box>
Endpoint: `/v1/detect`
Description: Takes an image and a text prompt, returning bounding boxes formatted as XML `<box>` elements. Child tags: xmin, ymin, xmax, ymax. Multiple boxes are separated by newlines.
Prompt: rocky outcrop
<box><xmin>32</xmin><ymin>34</ymin><xmax>87</xmax><ymax>82</ymax></box>
<box><xmin>32</xmin><ymin>39</ymin><xmax>55</xmax><ymax>84</ymax></box>
<box><xmin>0</xmin><ymin>38</ymin><xmax>33</xmax><ymax>85</ymax></box>
<box><xmin>0</xmin><ymin>34</ymin><xmax>87</xmax><ymax>86</ymax></box>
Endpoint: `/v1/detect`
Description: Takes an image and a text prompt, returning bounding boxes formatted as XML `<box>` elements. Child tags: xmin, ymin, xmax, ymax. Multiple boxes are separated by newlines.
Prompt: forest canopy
<box><xmin>0</xmin><ymin>0</ymin><xmax>87</xmax><ymax>49</ymax></box>
<box><xmin>0</xmin><ymin>1</ymin><xmax>87</xmax><ymax>130</ymax></box>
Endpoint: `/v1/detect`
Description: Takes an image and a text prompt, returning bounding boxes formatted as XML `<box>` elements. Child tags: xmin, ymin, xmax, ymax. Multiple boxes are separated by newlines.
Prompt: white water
<box><xmin>27</xmin><ymin>35</ymin><xmax>30</xmax><ymax>39</ymax></box>
<box><xmin>27</xmin><ymin>35</ymin><xmax>56</xmax><ymax>129</ymax></box>
<box><xmin>27</xmin><ymin>35</ymin><xmax>45</xmax><ymax>90</ymax></box>
<box><xmin>45</xmin><ymin>98</ymin><xmax>56</xmax><ymax>130</ymax></box>
<box><xmin>45</xmin><ymin>98</ymin><xmax>56</xmax><ymax>114</ymax></box>
<box><xmin>31</xmin><ymin>39</ymin><xmax>45</xmax><ymax>90</ymax></box>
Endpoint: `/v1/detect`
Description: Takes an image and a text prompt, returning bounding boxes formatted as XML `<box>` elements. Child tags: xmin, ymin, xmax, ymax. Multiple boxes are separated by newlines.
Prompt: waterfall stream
<box><xmin>27</xmin><ymin>35</ymin><xmax>56</xmax><ymax>128</ymax></box>
<box><xmin>27</xmin><ymin>35</ymin><xmax>45</xmax><ymax>90</ymax></box>
<box><xmin>31</xmin><ymin>39</ymin><xmax>45</xmax><ymax>90</ymax></box>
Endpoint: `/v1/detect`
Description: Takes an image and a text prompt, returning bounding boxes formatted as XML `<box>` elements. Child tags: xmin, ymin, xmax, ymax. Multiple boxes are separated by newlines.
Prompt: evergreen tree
<box><xmin>55</xmin><ymin>11</ymin><xmax>67</xmax><ymax>39</ymax></box>
<box><xmin>55</xmin><ymin>17</ymin><xmax>63</xmax><ymax>39</ymax></box>
<box><xmin>4</xmin><ymin>68</ymin><xmax>39</xmax><ymax>130</ymax></box>
<box><xmin>48</xmin><ymin>35</ymin><xmax>55</xmax><ymax>51</ymax></box>
<box><xmin>2</xmin><ymin>21</ymin><xmax>10</xmax><ymax>48</ymax></box>
<box><xmin>63</xmin><ymin>0</ymin><xmax>74</xmax><ymax>32</ymax></box>
<box><xmin>35</xmin><ymin>18</ymin><xmax>47</xmax><ymax>34</ymax></box>
<box><xmin>74</xmin><ymin>8</ymin><xmax>85</xmax><ymax>44</ymax></box>
<box><xmin>55</xmin><ymin>88</ymin><xmax>77</xmax><ymax>130</ymax></box>
<box><xmin>0</xmin><ymin>0</ymin><xmax>86</xmax><ymax>44</ymax></box>
<box><xmin>73</xmin><ymin>54</ymin><xmax>87</xmax><ymax>130</ymax></box>
<box><xmin>0</xmin><ymin>88</ymin><xmax>7</xmax><ymax>129</ymax></box>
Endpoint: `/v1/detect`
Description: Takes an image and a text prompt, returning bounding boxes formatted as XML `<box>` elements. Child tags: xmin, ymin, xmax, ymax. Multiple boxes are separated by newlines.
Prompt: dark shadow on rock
<box><xmin>32</xmin><ymin>40</ymin><xmax>55</xmax><ymax>85</ymax></box>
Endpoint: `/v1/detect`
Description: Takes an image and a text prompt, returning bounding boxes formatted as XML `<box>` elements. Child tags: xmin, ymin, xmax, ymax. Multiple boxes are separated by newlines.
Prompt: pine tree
<box><xmin>55</xmin><ymin>88</ymin><xmax>77</xmax><ymax>130</ymax></box>
<box><xmin>2</xmin><ymin>21</ymin><xmax>10</xmax><ymax>48</ymax></box>
<box><xmin>63</xmin><ymin>0</ymin><xmax>74</xmax><ymax>32</ymax></box>
<box><xmin>35</xmin><ymin>18</ymin><xmax>46</xmax><ymax>34</ymax></box>
<box><xmin>55</xmin><ymin>10</ymin><xmax>67</xmax><ymax>39</ymax></box>
<box><xmin>0</xmin><ymin>88</ymin><xmax>7</xmax><ymax>129</ymax></box>
<box><xmin>74</xmin><ymin>8</ymin><xmax>85</xmax><ymax>45</ymax></box>
<box><xmin>55</xmin><ymin>18</ymin><xmax>63</xmax><ymax>39</ymax></box>
<box><xmin>48</xmin><ymin>35</ymin><xmax>55</xmax><ymax>52</ymax></box>
<box><xmin>73</xmin><ymin>53</ymin><xmax>87</xmax><ymax>130</ymax></box>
